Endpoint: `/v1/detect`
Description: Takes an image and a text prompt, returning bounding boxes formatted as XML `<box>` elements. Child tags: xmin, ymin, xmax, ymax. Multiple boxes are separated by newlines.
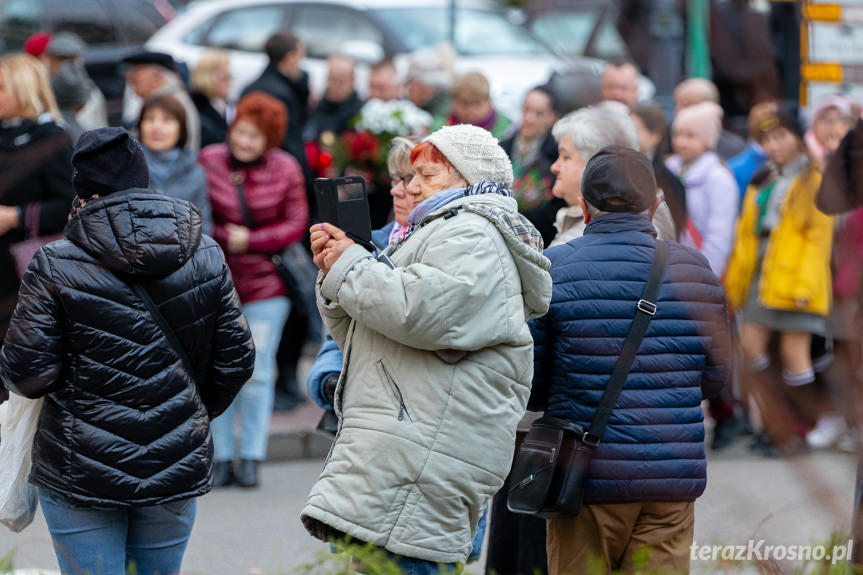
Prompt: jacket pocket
<box><xmin>376</xmin><ymin>359</ymin><xmax>413</xmax><ymax>422</ymax></box>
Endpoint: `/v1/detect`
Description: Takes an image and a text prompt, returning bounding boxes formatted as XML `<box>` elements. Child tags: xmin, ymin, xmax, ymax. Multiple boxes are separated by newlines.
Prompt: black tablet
<box><xmin>314</xmin><ymin>176</ymin><xmax>373</xmax><ymax>247</ymax></box>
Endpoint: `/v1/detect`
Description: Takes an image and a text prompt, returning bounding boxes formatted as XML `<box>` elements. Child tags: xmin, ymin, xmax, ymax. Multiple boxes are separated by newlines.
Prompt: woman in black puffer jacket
<box><xmin>0</xmin><ymin>53</ymin><xmax>75</xmax><ymax>343</ymax></box>
<box><xmin>0</xmin><ymin>128</ymin><xmax>255</xmax><ymax>575</ymax></box>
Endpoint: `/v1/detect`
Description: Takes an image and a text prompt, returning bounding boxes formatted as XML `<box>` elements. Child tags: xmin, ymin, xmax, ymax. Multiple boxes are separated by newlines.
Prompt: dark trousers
<box><xmin>486</xmin><ymin>432</ymin><xmax>548</xmax><ymax>575</ymax></box>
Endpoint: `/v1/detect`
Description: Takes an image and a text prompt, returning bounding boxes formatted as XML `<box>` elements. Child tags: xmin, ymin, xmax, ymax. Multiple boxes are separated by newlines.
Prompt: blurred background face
<box><xmin>520</xmin><ymin>90</ymin><xmax>556</xmax><ymax>141</ymax></box>
<box><xmin>407</xmin><ymin>79</ymin><xmax>434</xmax><ymax>108</ymax></box>
<box><xmin>672</xmin><ymin>125</ymin><xmax>707</xmax><ymax>164</ymax></box>
<box><xmin>212</xmin><ymin>63</ymin><xmax>232</xmax><ymax>101</ymax></box>
<box><xmin>0</xmin><ymin>71</ymin><xmax>22</xmax><ymax>120</ymax></box>
<box><xmin>140</xmin><ymin>106</ymin><xmax>181</xmax><ymax>152</ymax></box>
<box><xmin>390</xmin><ymin>163</ymin><xmax>420</xmax><ymax>226</ymax></box>
<box><xmin>368</xmin><ymin>67</ymin><xmax>400</xmax><ymax>101</ymax></box>
<box><xmin>126</xmin><ymin>65</ymin><xmax>164</xmax><ymax>98</ymax></box>
<box><xmin>42</xmin><ymin>54</ymin><xmax>69</xmax><ymax>76</ymax></box>
<box><xmin>813</xmin><ymin>107</ymin><xmax>855</xmax><ymax>154</ymax></box>
<box><xmin>630</xmin><ymin>114</ymin><xmax>663</xmax><ymax>157</ymax></box>
<box><xmin>452</xmin><ymin>96</ymin><xmax>492</xmax><ymax>124</ymax></box>
<box><xmin>601</xmin><ymin>65</ymin><xmax>639</xmax><ymax>106</ymax></box>
<box><xmin>673</xmin><ymin>85</ymin><xmax>704</xmax><ymax>115</ymax></box>
<box><xmin>325</xmin><ymin>58</ymin><xmax>355</xmax><ymax>103</ymax></box>
<box><xmin>761</xmin><ymin>127</ymin><xmax>801</xmax><ymax>167</ymax></box>
<box><xmin>550</xmin><ymin>136</ymin><xmax>587</xmax><ymax>206</ymax></box>
<box><xmin>229</xmin><ymin>119</ymin><xmax>267</xmax><ymax>163</ymax></box>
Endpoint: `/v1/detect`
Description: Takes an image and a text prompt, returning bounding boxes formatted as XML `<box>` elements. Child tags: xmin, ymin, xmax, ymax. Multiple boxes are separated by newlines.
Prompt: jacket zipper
<box><xmin>520</xmin><ymin>445</ymin><xmax>557</xmax><ymax>463</ymax></box>
<box><xmin>379</xmin><ymin>361</ymin><xmax>412</xmax><ymax>422</ymax></box>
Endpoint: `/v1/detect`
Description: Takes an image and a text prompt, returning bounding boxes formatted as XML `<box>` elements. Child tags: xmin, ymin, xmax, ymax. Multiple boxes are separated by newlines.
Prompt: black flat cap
<box><xmin>122</xmin><ymin>51</ymin><xmax>176</xmax><ymax>73</ymax></box>
<box><xmin>581</xmin><ymin>145</ymin><xmax>657</xmax><ymax>213</ymax></box>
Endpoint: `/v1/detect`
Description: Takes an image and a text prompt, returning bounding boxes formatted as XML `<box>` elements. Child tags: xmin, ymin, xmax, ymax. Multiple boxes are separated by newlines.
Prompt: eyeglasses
<box><xmin>390</xmin><ymin>173</ymin><xmax>415</xmax><ymax>189</ymax></box>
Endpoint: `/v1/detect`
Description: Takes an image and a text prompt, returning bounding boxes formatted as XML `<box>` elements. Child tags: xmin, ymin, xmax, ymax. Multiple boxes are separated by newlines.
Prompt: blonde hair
<box><xmin>0</xmin><ymin>53</ymin><xmax>60</xmax><ymax>121</ymax></box>
<box><xmin>190</xmin><ymin>50</ymin><xmax>230</xmax><ymax>99</ymax></box>
<box><xmin>387</xmin><ymin>136</ymin><xmax>415</xmax><ymax>174</ymax></box>
<box><xmin>452</xmin><ymin>72</ymin><xmax>490</xmax><ymax>102</ymax></box>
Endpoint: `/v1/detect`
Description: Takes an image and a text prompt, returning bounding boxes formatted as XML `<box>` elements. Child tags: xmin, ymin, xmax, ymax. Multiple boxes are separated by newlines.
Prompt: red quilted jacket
<box><xmin>200</xmin><ymin>144</ymin><xmax>308</xmax><ymax>304</ymax></box>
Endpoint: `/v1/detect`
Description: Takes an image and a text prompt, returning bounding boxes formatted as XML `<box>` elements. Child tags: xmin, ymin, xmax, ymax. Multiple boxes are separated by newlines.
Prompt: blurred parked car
<box><xmin>147</xmin><ymin>0</ymin><xmax>567</xmax><ymax>121</ymax></box>
<box><xmin>0</xmin><ymin>0</ymin><xmax>176</xmax><ymax>124</ymax></box>
<box><xmin>522</xmin><ymin>0</ymin><xmax>654</xmax><ymax>113</ymax></box>
<box><xmin>525</xmin><ymin>0</ymin><xmax>631</xmax><ymax>63</ymax></box>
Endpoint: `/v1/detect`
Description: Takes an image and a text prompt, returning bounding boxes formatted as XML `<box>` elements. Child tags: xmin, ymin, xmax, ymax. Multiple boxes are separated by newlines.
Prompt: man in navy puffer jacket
<box><xmin>529</xmin><ymin>146</ymin><xmax>732</xmax><ymax>575</ymax></box>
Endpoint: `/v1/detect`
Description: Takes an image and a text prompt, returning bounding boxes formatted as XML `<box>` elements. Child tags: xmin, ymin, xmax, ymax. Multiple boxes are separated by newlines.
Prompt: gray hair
<box><xmin>551</xmin><ymin>105</ymin><xmax>639</xmax><ymax>162</ymax></box>
<box><xmin>387</xmin><ymin>136</ymin><xmax>415</xmax><ymax>174</ymax></box>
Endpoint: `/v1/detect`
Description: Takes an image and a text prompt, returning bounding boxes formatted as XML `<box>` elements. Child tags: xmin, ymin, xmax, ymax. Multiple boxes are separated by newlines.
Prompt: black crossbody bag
<box><xmin>230</xmin><ymin>172</ymin><xmax>317</xmax><ymax>311</ymax></box>
<box><xmin>108</xmin><ymin>276</ymin><xmax>200</xmax><ymax>388</ymax></box>
<box><xmin>507</xmin><ymin>239</ymin><xmax>669</xmax><ymax>518</ymax></box>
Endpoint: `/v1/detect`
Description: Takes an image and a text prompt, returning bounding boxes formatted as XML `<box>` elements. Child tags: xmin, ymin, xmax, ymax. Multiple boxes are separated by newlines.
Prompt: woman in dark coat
<box><xmin>501</xmin><ymin>86</ymin><xmax>563</xmax><ymax>247</ymax></box>
<box><xmin>0</xmin><ymin>53</ymin><xmax>75</xmax><ymax>342</ymax></box>
<box><xmin>190</xmin><ymin>49</ymin><xmax>232</xmax><ymax>148</ymax></box>
<box><xmin>139</xmin><ymin>94</ymin><xmax>213</xmax><ymax>234</ymax></box>
<box><xmin>0</xmin><ymin>127</ymin><xmax>256</xmax><ymax>575</ymax></box>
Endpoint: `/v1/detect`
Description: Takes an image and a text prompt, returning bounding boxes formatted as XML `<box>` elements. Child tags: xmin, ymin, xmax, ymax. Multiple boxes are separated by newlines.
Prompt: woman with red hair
<box><xmin>199</xmin><ymin>91</ymin><xmax>309</xmax><ymax>488</ymax></box>
<box><xmin>302</xmin><ymin>124</ymin><xmax>552</xmax><ymax>573</ymax></box>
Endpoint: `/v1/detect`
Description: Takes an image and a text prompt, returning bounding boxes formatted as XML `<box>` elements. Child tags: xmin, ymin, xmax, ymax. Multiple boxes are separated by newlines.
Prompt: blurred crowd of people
<box><xmin>3</xmin><ymin>24</ymin><xmax>863</xmax><ymax>474</ymax></box>
<box><xmin>3</xmin><ymin>21</ymin><xmax>863</xmax><ymax>575</ymax></box>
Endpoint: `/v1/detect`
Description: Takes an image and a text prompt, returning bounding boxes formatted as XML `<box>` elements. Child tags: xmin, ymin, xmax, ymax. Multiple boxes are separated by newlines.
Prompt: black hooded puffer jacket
<box><xmin>0</xmin><ymin>188</ymin><xmax>255</xmax><ymax>507</ymax></box>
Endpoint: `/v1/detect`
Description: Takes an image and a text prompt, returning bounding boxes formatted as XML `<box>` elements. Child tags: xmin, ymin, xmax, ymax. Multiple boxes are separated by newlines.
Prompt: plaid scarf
<box><xmin>68</xmin><ymin>194</ymin><xmax>100</xmax><ymax>221</ymax></box>
<box><xmin>405</xmin><ymin>181</ymin><xmax>512</xmax><ymax>238</ymax></box>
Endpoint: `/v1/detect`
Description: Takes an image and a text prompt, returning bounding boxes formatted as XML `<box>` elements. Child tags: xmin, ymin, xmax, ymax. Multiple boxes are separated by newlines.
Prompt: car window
<box><xmin>530</xmin><ymin>11</ymin><xmax>597</xmax><ymax>57</ymax></box>
<box><xmin>183</xmin><ymin>15</ymin><xmax>213</xmax><ymax>45</ymax></box>
<box><xmin>593</xmin><ymin>17</ymin><xmax>630</xmax><ymax>61</ymax></box>
<box><xmin>204</xmin><ymin>5</ymin><xmax>287</xmax><ymax>52</ymax></box>
<box><xmin>0</xmin><ymin>0</ymin><xmax>43</xmax><ymax>51</ymax></box>
<box><xmin>373</xmin><ymin>8</ymin><xmax>547</xmax><ymax>56</ymax></box>
<box><xmin>111</xmin><ymin>1</ymin><xmax>166</xmax><ymax>45</ymax></box>
<box><xmin>292</xmin><ymin>5</ymin><xmax>383</xmax><ymax>60</ymax></box>
<box><xmin>50</xmin><ymin>0</ymin><xmax>117</xmax><ymax>45</ymax></box>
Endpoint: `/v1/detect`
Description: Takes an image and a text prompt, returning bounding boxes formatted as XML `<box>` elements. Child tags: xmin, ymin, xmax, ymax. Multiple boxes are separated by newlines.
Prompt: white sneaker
<box><xmin>806</xmin><ymin>414</ymin><xmax>848</xmax><ymax>449</ymax></box>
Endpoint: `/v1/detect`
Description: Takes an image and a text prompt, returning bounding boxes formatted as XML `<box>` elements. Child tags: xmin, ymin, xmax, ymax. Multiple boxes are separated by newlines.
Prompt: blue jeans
<box><xmin>39</xmin><ymin>488</ymin><xmax>195</xmax><ymax>575</ymax></box>
<box><xmin>382</xmin><ymin>505</ymin><xmax>489</xmax><ymax>574</ymax></box>
<box><xmin>211</xmin><ymin>296</ymin><xmax>291</xmax><ymax>461</ymax></box>
<box><xmin>390</xmin><ymin>555</ymin><xmax>458</xmax><ymax>574</ymax></box>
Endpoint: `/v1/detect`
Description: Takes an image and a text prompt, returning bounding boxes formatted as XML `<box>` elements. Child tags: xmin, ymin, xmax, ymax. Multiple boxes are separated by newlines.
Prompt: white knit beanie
<box><xmin>424</xmin><ymin>124</ymin><xmax>514</xmax><ymax>186</ymax></box>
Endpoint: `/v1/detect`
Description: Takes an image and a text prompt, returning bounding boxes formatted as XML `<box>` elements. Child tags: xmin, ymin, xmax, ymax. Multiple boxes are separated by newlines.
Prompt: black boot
<box><xmin>235</xmin><ymin>459</ymin><xmax>260</xmax><ymax>488</ymax></box>
<box><xmin>213</xmin><ymin>461</ymin><xmax>234</xmax><ymax>488</ymax></box>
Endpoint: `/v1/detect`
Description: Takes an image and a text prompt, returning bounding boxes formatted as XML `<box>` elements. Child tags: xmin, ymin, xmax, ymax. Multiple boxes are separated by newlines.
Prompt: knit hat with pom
<box><xmin>424</xmin><ymin>124</ymin><xmax>513</xmax><ymax>186</ymax></box>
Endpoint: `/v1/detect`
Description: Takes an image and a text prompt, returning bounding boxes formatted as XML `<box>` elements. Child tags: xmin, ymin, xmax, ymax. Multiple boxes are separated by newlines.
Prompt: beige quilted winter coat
<box><xmin>301</xmin><ymin>193</ymin><xmax>552</xmax><ymax>564</ymax></box>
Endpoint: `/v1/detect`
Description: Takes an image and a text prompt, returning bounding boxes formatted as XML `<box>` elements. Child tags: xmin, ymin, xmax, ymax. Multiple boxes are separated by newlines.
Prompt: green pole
<box><xmin>687</xmin><ymin>0</ymin><xmax>711</xmax><ymax>78</ymax></box>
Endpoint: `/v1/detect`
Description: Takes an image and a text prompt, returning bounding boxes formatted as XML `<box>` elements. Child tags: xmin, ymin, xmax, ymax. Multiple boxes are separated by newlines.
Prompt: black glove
<box><xmin>322</xmin><ymin>373</ymin><xmax>339</xmax><ymax>408</ymax></box>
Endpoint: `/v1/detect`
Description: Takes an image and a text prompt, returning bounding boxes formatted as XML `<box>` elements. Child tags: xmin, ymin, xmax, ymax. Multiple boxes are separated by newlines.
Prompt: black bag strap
<box><xmin>231</xmin><ymin>172</ymin><xmax>257</xmax><ymax>230</ymax></box>
<box><xmin>584</xmin><ymin>239</ymin><xmax>669</xmax><ymax>447</ymax></box>
<box><xmin>130</xmin><ymin>282</ymin><xmax>200</xmax><ymax>387</ymax></box>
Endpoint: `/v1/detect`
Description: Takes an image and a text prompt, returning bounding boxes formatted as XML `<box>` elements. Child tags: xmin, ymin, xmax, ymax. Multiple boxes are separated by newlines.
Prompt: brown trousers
<box><xmin>546</xmin><ymin>501</ymin><xmax>694</xmax><ymax>575</ymax></box>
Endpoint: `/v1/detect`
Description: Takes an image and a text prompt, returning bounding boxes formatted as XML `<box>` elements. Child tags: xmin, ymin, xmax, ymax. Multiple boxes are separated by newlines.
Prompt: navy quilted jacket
<box><xmin>529</xmin><ymin>213</ymin><xmax>731</xmax><ymax>504</ymax></box>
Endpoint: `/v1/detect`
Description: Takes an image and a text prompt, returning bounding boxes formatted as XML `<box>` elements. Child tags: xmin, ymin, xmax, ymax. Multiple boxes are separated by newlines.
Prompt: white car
<box><xmin>147</xmin><ymin>0</ymin><xmax>567</xmax><ymax>120</ymax></box>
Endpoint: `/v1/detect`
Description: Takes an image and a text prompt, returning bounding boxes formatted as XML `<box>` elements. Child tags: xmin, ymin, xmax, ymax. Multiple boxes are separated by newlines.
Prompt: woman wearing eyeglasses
<box><xmin>306</xmin><ymin>136</ymin><xmax>419</xmax><ymax>412</ymax></box>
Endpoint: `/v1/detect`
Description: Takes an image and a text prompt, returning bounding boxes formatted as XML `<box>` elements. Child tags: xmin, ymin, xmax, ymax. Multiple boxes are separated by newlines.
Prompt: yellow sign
<box><xmin>801</xmin><ymin>62</ymin><xmax>844</xmax><ymax>82</ymax></box>
<box><xmin>805</xmin><ymin>3</ymin><xmax>843</xmax><ymax>21</ymax></box>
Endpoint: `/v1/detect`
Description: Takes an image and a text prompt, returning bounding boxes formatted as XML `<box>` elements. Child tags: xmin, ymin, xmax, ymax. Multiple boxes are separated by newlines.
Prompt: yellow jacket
<box><xmin>724</xmin><ymin>166</ymin><xmax>833</xmax><ymax>316</ymax></box>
